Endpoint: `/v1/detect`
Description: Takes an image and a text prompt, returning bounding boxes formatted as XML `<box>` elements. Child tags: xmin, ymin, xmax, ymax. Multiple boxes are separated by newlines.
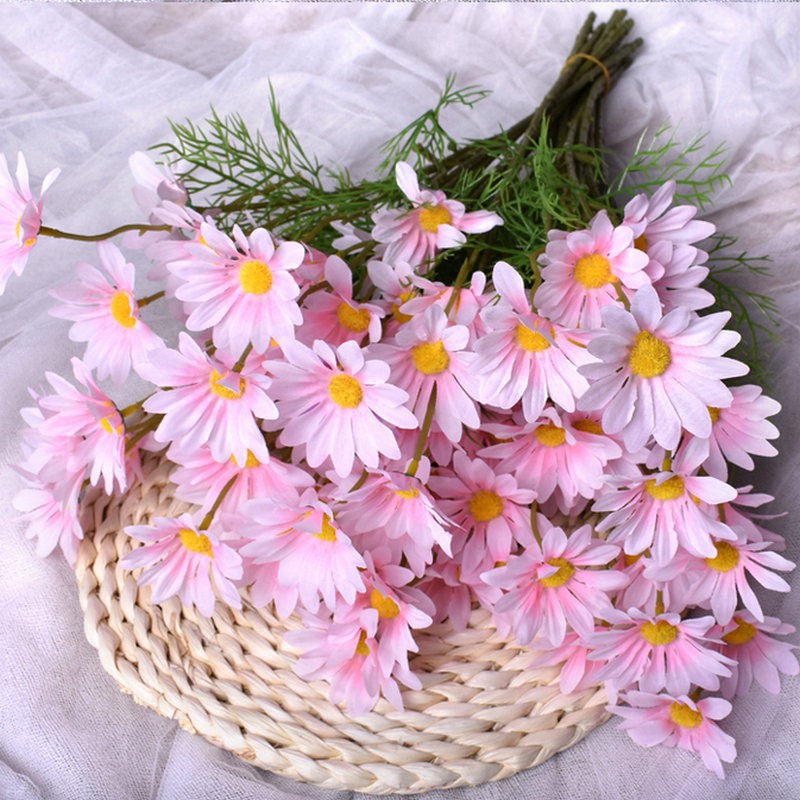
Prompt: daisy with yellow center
<box><xmin>268</xmin><ymin>338</ymin><xmax>417</xmax><ymax>477</ymax></box>
<box><xmin>49</xmin><ymin>241</ymin><xmax>165</xmax><ymax>385</ymax></box>
<box><xmin>171</xmin><ymin>222</ymin><xmax>304</xmax><ymax>356</ymax></box>
<box><xmin>371</xmin><ymin>161</ymin><xmax>502</xmax><ymax>270</ymax></box>
<box><xmin>482</xmin><ymin>518</ymin><xmax>626</xmax><ymax>647</ymax></box>
<box><xmin>534</xmin><ymin>209</ymin><xmax>649</xmax><ymax>330</ymax></box>
<box><xmin>120</xmin><ymin>513</ymin><xmax>243</xmax><ymax>618</ymax></box>
<box><xmin>579</xmin><ymin>284</ymin><xmax>747</xmax><ymax>454</ymax></box>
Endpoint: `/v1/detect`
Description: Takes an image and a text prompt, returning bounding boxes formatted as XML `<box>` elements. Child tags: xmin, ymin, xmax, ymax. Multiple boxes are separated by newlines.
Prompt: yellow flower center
<box><xmin>354</xmin><ymin>630</ymin><xmax>371</xmax><ymax>657</ymax></box>
<box><xmin>516</xmin><ymin>323</ymin><xmax>551</xmax><ymax>352</ymax></box>
<box><xmin>669</xmin><ymin>702</ymin><xmax>703</xmax><ymax>729</ymax></box>
<box><xmin>419</xmin><ymin>204</ymin><xmax>452</xmax><ymax>233</ymax></box>
<box><xmin>540</xmin><ymin>557</ymin><xmax>576</xmax><ymax>588</ymax></box>
<box><xmin>634</xmin><ymin>234</ymin><xmax>648</xmax><ymax>252</ymax></box>
<box><xmin>412</xmin><ymin>340</ymin><xmax>450</xmax><ymax>375</ymax></box>
<box><xmin>328</xmin><ymin>373</ymin><xmax>363</xmax><ymax>408</ymax></box>
<box><xmin>99</xmin><ymin>415</ymin><xmax>123</xmax><ymax>435</ymax></box>
<box><xmin>705</xmin><ymin>541</ymin><xmax>740</xmax><ymax>572</ymax></box>
<box><xmin>391</xmin><ymin>290</ymin><xmax>414</xmax><ymax>324</ymax></box>
<box><xmin>231</xmin><ymin>450</ymin><xmax>261</xmax><ymax>468</ymax></box>
<box><xmin>15</xmin><ymin>219</ymin><xmax>37</xmax><ymax>248</ymax></box>
<box><xmin>394</xmin><ymin>487</ymin><xmax>420</xmax><ymax>500</ymax></box>
<box><xmin>314</xmin><ymin>515</ymin><xmax>338</xmax><ymax>541</ymax></box>
<box><xmin>238</xmin><ymin>259</ymin><xmax>273</xmax><ymax>295</ymax></box>
<box><xmin>645</xmin><ymin>476</ymin><xmax>685</xmax><ymax>501</ymax></box>
<box><xmin>623</xmin><ymin>552</ymin><xmax>643</xmax><ymax>566</ymax></box>
<box><xmin>629</xmin><ymin>331</ymin><xmax>672</xmax><ymax>378</ymax></box>
<box><xmin>573</xmin><ymin>418</ymin><xmax>604</xmax><ymax>435</ymax></box>
<box><xmin>708</xmin><ymin>406</ymin><xmax>721</xmax><ymax>424</ymax></box>
<box><xmin>209</xmin><ymin>369</ymin><xmax>246</xmax><ymax>400</ymax></box>
<box><xmin>641</xmin><ymin>620</ymin><xmax>679</xmax><ymax>646</ymax></box>
<box><xmin>371</xmin><ymin>588</ymin><xmax>400</xmax><ymax>619</ymax></box>
<box><xmin>110</xmin><ymin>290</ymin><xmax>137</xmax><ymax>329</ymax></box>
<box><xmin>722</xmin><ymin>617</ymin><xmax>758</xmax><ymax>645</ymax></box>
<box><xmin>574</xmin><ymin>253</ymin><xmax>617</xmax><ymax>289</ymax></box>
<box><xmin>336</xmin><ymin>302</ymin><xmax>372</xmax><ymax>333</ymax></box>
<box><xmin>535</xmin><ymin>422</ymin><xmax>566</xmax><ymax>447</ymax></box>
<box><xmin>468</xmin><ymin>490</ymin><xmax>504</xmax><ymax>523</ymax></box>
<box><xmin>179</xmin><ymin>528</ymin><xmax>214</xmax><ymax>557</ymax></box>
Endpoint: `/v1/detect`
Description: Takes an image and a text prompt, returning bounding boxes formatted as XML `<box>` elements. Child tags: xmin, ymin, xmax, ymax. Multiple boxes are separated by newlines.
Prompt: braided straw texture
<box><xmin>74</xmin><ymin>454</ymin><xmax>610</xmax><ymax>795</ymax></box>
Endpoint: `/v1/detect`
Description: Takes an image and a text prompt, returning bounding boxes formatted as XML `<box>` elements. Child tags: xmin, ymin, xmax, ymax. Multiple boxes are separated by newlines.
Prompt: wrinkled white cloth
<box><xmin>1</xmin><ymin>3</ymin><xmax>799</xmax><ymax>800</ymax></box>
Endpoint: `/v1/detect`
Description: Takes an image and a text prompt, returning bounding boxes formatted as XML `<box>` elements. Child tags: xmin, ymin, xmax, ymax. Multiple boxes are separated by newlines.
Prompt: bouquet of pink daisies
<box><xmin>6</xmin><ymin>10</ymin><xmax>796</xmax><ymax>783</ymax></box>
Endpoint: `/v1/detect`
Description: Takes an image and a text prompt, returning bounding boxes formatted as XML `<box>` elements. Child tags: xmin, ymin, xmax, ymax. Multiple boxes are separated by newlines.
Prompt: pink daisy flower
<box><xmin>34</xmin><ymin>358</ymin><xmax>127</xmax><ymax>494</ymax></box>
<box><xmin>367</xmin><ymin>258</ymin><xmax>424</xmax><ymax>333</ymax></box>
<box><xmin>589</xmin><ymin>609</ymin><xmax>733</xmax><ymax>696</ymax></box>
<box><xmin>715</xmin><ymin>612</ymin><xmax>799</xmax><ymax>698</ymax></box>
<box><xmin>140</xmin><ymin>332</ymin><xmax>277</xmax><ymax>465</ymax></box>
<box><xmin>120</xmin><ymin>513</ymin><xmax>243</xmax><ymax>617</ymax></box>
<box><xmin>652</xmin><ymin>536</ymin><xmax>794</xmax><ymax>625</ymax></box>
<box><xmin>0</xmin><ymin>152</ymin><xmax>59</xmax><ymax>294</ymax></box>
<box><xmin>578</xmin><ymin>284</ymin><xmax>748</xmax><ymax>452</ymax></box>
<box><xmin>482</xmin><ymin>517</ymin><xmax>625</xmax><ymax>646</ymax></box>
<box><xmin>168</xmin><ymin>443</ymin><xmax>313</xmax><ymax>515</ymax></box>
<box><xmin>234</xmin><ymin>491</ymin><xmax>366</xmax><ymax>616</ymax></box>
<box><xmin>594</xmin><ymin>465</ymin><xmax>737</xmax><ymax>566</ymax></box>
<box><xmin>268</xmin><ymin>339</ymin><xmax>417</xmax><ymax>477</ymax></box>
<box><xmin>534</xmin><ymin>210</ymin><xmax>649</xmax><ymax>330</ymax></box>
<box><xmin>428</xmin><ymin>450</ymin><xmax>536</xmax><ymax>575</ymax></box>
<box><xmin>334</xmin><ymin>465</ymin><xmax>453</xmax><ymax>576</ymax></box>
<box><xmin>371</xmin><ymin>161</ymin><xmax>502</xmax><ymax>269</ymax></box>
<box><xmin>678</xmin><ymin>384</ymin><xmax>781</xmax><ymax>480</ymax></box>
<box><xmin>49</xmin><ymin>241</ymin><xmax>165</xmax><ymax>384</ymax></box>
<box><xmin>170</xmin><ymin>222</ymin><xmax>305</xmax><ymax>356</ymax></box>
<box><xmin>479</xmin><ymin>407</ymin><xmax>622</xmax><ymax>513</ymax></box>
<box><xmin>650</xmin><ymin>243</ymin><xmax>714</xmax><ymax>312</ymax></box>
<box><xmin>611</xmin><ymin>690</ymin><xmax>736</xmax><ymax>779</ymax></box>
<box><xmin>299</xmin><ymin>255</ymin><xmax>384</xmax><ymax>347</ymax></box>
<box><xmin>474</xmin><ymin>261</ymin><xmax>594</xmax><ymax>420</ymax></box>
<box><xmin>372</xmin><ymin>304</ymin><xmax>479</xmax><ymax>443</ymax></box>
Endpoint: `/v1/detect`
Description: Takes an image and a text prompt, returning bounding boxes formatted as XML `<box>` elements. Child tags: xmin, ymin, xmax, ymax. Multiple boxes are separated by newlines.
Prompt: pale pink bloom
<box><xmin>589</xmin><ymin>609</ymin><xmax>733</xmax><ymax>696</ymax></box>
<box><xmin>0</xmin><ymin>152</ymin><xmax>59</xmax><ymax>294</ymax></box>
<box><xmin>372</xmin><ymin>304</ymin><xmax>479</xmax><ymax>443</ymax></box>
<box><xmin>235</xmin><ymin>491</ymin><xmax>365</xmax><ymax>615</ymax></box>
<box><xmin>49</xmin><ymin>241</ymin><xmax>165</xmax><ymax>384</ymax></box>
<box><xmin>13</xmin><ymin>469</ymin><xmax>84</xmax><ymax>564</ymax></box>
<box><xmin>168</xmin><ymin>443</ymin><xmax>313</xmax><ymax>515</ymax></box>
<box><xmin>428</xmin><ymin>451</ymin><xmax>536</xmax><ymax>575</ymax></box>
<box><xmin>594</xmin><ymin>465</ymin><xmax>737</xmax><ymax>566</ymax></box>
<box><xmin>371</xmin><ymin>161</ymin><xmax>502</xmax><ymax>269</ymax></box>
<box><xmin>334</xmin><ymin>466</ymin><xmax>453</xmax><ymax>576</ymax></box>
<box><xmin>294</xmin><ymin>244</ymin><xmax>328</xmax><ymax>287</ymax></box>
<box><xmin>678</xmin><ymin>384</ymin><xmax>781</xmax><ymax>480</ymax></box>
<box><xmin>330</xmin><ymin>220</ymin><xmax>374</xmax><ymax>254</ymax></box>
<box><xmin>140</xmin><ymin>332</ymin><xmax>277</xmax><ymax>465</ymax></box>
<box><xmin>367</xmin><ymin>258</ymin><xmax>421</xmax><ymax>330</ymax></box>
<box><xmin>127</xmin><ymin>151</ymin><xmax>198</xmax><ymax>230</ymax></box>
<box><xmin>482</xmin><ymin>518</ymin><xmax>625</xmax><ymax>646</ymax></box>
<box><xmin>121</xmin><ymin>513</ymin><xmax>242</xmax><ymax>617</ymax></box>
<box><xmin>170</xmin><ymin>222</ymin><xmax>304</xmax><ymax>356</ymax></box>
<box><xmin>611</xmin><ymin>690</ymin><xmax>736</xmax><ymax>779</ymax></box>
<box><xmin>715</xmin><ymin>612</ymin><xmax>799</xmax><ymax>698</ymax></box>
<box><xmin>611</xmin><ymin>550</ymin><xmax>660</xmax><ymax>617</ymax></box>
<box><xmin>650</xmin><ymin>243</ymin><xmax>714</xmax><ymax>311</ymax></box>
<box><xmin>623</xmin><ymin>180</ymin><xmax>716</xmax><ymax>273</ymax></box>
<box><xmin>475</xmin><ymin>261</ymin><xmax>593</xmax><ymax>420</ymax></box>
<box><xmin>650</xmin><ymin>536</ymin><xmax>794</xmax><ymax>625</ymax></box>
<box><xmin>269</xmin><ymin>339</ymin><xmax>417</xmax><ymax>477</ymax></box>
<box><xmin>35</xmin><ymin>358</ymin><xmax>127</xmax><ymax>494</ymax></box>
<box><xmin>534</xmin><ymin>210</ymin><xmax>649</xmax><ymax>330</ymax></box>
<box><xmin>480</xmin><ymin>407</ymin><xmax>622</xmax><ymax>513</ymax></box>
<box><xmin>286</xmin><ymin>612</ymin><xmax>409</xmax><ymax>716</ymax></box>
<box><xmin>530</xmin><ymin>629</ymin><xmax>607</xmax><ymax>694</ymax></box>
<box><xmin>578</xmin><ymin>284</ymin><xmax>748</xmax><ymax>452</ymax></box>
<box><xmin>299</xmin><ymin>255</ymin><xmax>383</xmax><ymax>347</ymax></box>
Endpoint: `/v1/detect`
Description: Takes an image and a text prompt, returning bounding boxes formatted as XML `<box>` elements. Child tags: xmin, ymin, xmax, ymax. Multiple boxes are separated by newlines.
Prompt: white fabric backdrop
<box><xmin>1</xmin><ymin>3</ymin><xmax>798</xmax><ymax>799</ymax></box>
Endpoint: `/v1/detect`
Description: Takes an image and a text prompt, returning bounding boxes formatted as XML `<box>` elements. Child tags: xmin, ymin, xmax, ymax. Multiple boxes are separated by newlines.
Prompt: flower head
<box><xmin>0</xmin><ymin>152</ymin><xmax>59</xmax><ymax>294</ymax></box>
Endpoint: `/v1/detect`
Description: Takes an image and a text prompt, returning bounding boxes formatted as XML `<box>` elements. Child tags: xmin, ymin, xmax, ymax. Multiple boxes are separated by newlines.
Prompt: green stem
<box><xmin>199</xmin><ymin>474</ymin><xmax>239</xmax><ymax>531</ymax></box>
<box><xmin>39</xmin><ymin>223</ymin><xmax>171</xmax><ymax>243</ymax></box>
<box><xmin>407</xmin><ymin>384</ymin><xmax>437</xmax><ymax>477</ymax></box>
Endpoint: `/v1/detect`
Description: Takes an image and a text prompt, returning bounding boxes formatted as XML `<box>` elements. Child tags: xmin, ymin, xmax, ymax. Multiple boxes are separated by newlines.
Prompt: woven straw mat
<box><xmin>75</xmin><ymin>453</ymin><xmax>610</xmax><ymax>794</ymax></box>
